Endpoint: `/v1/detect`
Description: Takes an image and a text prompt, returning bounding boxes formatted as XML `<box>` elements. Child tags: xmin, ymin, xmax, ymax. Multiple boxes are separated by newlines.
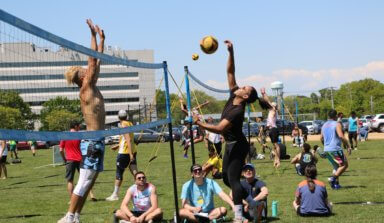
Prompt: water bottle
<box><xmin>271</xmin><ymin>200</ymin><xmax>278</xmax><ymax>217</ymax></box>
<box><xmin>173</xmin><ymin>211</ymin><xmax>177</xmax><ymax>223</ymax></box>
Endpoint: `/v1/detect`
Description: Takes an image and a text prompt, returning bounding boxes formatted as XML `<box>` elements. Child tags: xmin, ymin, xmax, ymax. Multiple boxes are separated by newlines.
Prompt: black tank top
<box><xmin>299</xmin><ymin>152</ymin><xmax>315</xmax><ymax>175</ymax></box>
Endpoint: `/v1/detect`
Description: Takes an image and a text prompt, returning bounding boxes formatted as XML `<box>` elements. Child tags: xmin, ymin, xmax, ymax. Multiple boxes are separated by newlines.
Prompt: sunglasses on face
<box><xmin>193</xmin><ymin>168</ymin><xmax>202</xmax><ymax>173</ymax></box>
<box><xmin>136</xmin><ymin>176</ymin><xmax>146</xmax><ymax>180</ymax></box>
<box><xmin>243</xmin><ymin>168</ymin><xmax>254</xmax><ymax>172</ymax></box>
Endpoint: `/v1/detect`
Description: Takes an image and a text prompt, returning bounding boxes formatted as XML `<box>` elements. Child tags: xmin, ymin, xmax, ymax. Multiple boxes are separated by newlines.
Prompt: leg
<box><xmin>273</xmin><ymin>143</ymin><xmax>280</xmax><ymax>168</ymax></box>
<box><xmin>292</xmin><ymin>200</ymin><xmax>299</xmax><ymax>212</ymax></box>
<box><xmin>208</xmin><ymin>207</ymin><xmax>227</xmax><ymax>220</ymax></box>
<box><xmin>115</xmin><ymin>209</ymin><xmax>130</xmax><ymax>221</ymax></box>
<box><xmin>69</xmin><ymin>169</ymin><xmax>97</xmax><ymax>214</ymax></box>
<box><xmin>67</xmin><ymin>181</ymin><xmax>74</xmax><ymax>198</ymax></box>
<box><xmin>353</xmin><ymin>132</ymin><xmax>358</xmax><ymax>149</ymax></box>
<box><xmin>144</xmin><ymin>208</ymin><xmax>163</xmax><ymax>222</ymax></box>
<box><xmin>348</xmin><ymin>132</ymin><xmax>354</xmax><ymax>149</ymax></box>
<box><xmin>179</xmin><ymin>208</ymin><xmax>198</xmax><ymax>223</ymax></box>
<box><xmin>76</xmin><ymin>172</ymin><xmax>99</xmax><ymax>214</ymax></box>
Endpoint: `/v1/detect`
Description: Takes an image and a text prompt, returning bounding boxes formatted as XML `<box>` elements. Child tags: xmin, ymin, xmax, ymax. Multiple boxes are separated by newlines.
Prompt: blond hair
<box><xmin>64</xmin><ymin>66</ymin><xmax>82</xmax><ymax>85</ymax></box>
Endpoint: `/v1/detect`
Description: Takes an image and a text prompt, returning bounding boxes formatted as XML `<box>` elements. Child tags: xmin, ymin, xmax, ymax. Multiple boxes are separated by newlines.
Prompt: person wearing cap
<box><xmin>192</xmin><ymin>40</ymin><xmax>270</xmax><ymax>222</ymax></box>
<box><xmin>237</xmin><ymin>163</ymin><xmax>268</xmax><ymax>222</ymax></box>
<box><xmin>260</xmin><ymin>88</ymin><xmax>281</xmax><ymax>168</ymax></box>
<box><xmin>179</xmin><ymin>164</ymin><xmax>235</xmax><ymax>222</ymax></box>
<box><xmin>106</xmin><ymin>110</ymin><xmax>138</xmax><ymax>201</ymax></box>
<box><xmin>202</xmin><ymin>148</ymin><xmax>223</xmax><ymax>179</ymax></box>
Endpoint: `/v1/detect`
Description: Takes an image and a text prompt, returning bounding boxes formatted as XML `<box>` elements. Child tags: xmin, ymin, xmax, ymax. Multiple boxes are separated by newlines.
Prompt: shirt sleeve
<box><xmin>211</xmin><ymin>179</ymin><xmax>223</xmax><ymax>195</ymax></box>
<box><xmin>257</xmin><ymin>180</ymin><xmax>266</xmax><ymax>189</ymax></box>
<box><xmin>180</xmin><ymin>181</ymin><xmax>190</xmax><ymax>200</ymax></box>
<box><xmin>295</xmin><ymin>187</ymin><xmax>300</xmax><ymax>198</ymax></box>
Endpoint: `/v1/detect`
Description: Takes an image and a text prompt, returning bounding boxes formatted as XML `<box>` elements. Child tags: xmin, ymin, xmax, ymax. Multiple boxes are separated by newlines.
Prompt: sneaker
<box><xmin>183</xmin><ymin>154</ymin><xmax>188</xmax><ymax>159</ymax></box>
<box><xmin>74</xmin><ymin>215</ymin><xmax>80</xmax><ymax>223</ymax></box>
<box><xmin>328</xmin><ymin>177</ymin><xmax>336</xmax><ymax>189</ymax></box>
<box><xmin>57</xmin><ymin>214</ymin><xmax>74</xmax><ymax>223</ymax></box>
<box><xmin>106</xmin><ymin>194</ymin><xmax>119</xmax><ymax>201</ymax></box>
<box><xmin>333</xmin><ymin>184</ymin><xmax>342</xmax><ymax>190</ymax></box>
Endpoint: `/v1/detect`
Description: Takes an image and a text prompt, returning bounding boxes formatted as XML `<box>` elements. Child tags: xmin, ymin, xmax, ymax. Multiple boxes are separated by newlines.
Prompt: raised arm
<box><xmin>194</xmin><ymin>115</ymin><xmax>231</xmax><ymax>134</ymax></box>
<box><xmin>224</xmin><ymin>40</ymin><xmax>237</xmax><ymax>90</ymax></box>
<box><xmin>260</xmin><ymin>87</ymin><xmax>274</xmax><ymax>108</ymax></box>
<box><xmin>95</xmin><ymin>25</ymin><xmax>105</xmax><ymax>69</ymax></box>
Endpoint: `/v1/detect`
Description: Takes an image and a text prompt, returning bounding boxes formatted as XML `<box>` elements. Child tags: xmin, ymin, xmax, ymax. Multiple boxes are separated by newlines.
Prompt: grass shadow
<box><xmin>1</xmin><ymin>214</ymin><xmax>42</xmax><ymax>219</ymax></box>
<box><xmin>37</xmin><ymin>184</ymin><xmax>62</xmax><ymax>188</ymax></box>
<box><xmin>342</xmin><ymin>185</ymin><xmax>366</xmax><ymax>189</ymax></box>
<box><xmin>43</xmin><ymin>174</ymin><xmax>61</xmax><ymax>178</ymax></box>
<box><xmin>8</xmin><ymin>181</ymin><xmax>28</xmax><ymax>186</ymax></box>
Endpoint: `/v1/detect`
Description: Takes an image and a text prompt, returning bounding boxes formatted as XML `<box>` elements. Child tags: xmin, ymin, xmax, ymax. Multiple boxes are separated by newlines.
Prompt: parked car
<box><xmin>359</xmin><ymin>118</ymin><xmax>370</xmax><ymax>128</ymax></box>
<box><xmin>275</xmin><ymin>120</ymin><xmax>308</xmax><ymax>136</ymax></box>
<box><xmin>104</xmin><ymin>136</ymin><xmax>114</xmax><ymax>145</ymax></box>
<box><xmin>242</xmin><ymin>122</ymin><xmax>259</xmax><ymax>137</ymax></box>
<box><xmin>299</xmin><ymin>121</ymin><xmax>321</xmax><ymax>135</ymax></box>
<box><xmin>361</xmin><ymin>115</ymin><xmax>374</xmax><ymax>121</ymax></box>
<box><xmin>134</xmin><ymin>129</ymin><xmax>170</xmax><ymax>143</ymax></box>
<box><xmin>10</xmin><ymin>141</ymin><xmax>48</xmax><ymax>150</ymax></box>
<box><xmin>370</xmin><ymin>114</ymin><xmax>384</xmax><ymax>132</ymax></box>
<box><xmin>162</xmin><ymin>127</ymin><xmax>182</xmax><ymax>142</ymax></box>
<box><xmin>313</xmin><ymin>120</ymin><xmax>325</xmax><ymax>133</ymax></box>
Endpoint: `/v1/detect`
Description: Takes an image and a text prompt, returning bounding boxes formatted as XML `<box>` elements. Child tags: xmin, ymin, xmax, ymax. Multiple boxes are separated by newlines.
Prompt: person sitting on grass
<box><xmin>290</xmin><ymin>143</ymin><xmax>317</xmax><ymax>176</ymax></box>
<box><xmin>293</xmin><ymin>165</ymin><xmax>332</xmax><ymax>217</ymax></box>
<box><xmin>179</xmin><ymin>164</ymin><xmax>234</xmax><ymax>223</ymax></box>
<box><xmin>238</xmin><ymin>163</ymin><xmax>268</xmax><ymax>223</ymax></box>
<box><xmin>114</xmin><ymin>171</ymin><xmax>163</xmax><ymax>223</ymax></box>
<box><xmin>202</xmin><ymin>148</ymin><xmax>223</xmax><ymax>179</ymax></box>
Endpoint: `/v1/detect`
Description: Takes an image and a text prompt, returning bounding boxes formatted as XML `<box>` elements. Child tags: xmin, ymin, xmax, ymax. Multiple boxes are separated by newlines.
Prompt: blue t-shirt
<box><xmin>322</xmin><ymin>120</ymin><xmax>341</xmax><ymax>152</ymax></box>
<box><xmin>348</xmin><ymin>117</ymin><xmax>358</xmax><ymax>132</ymax></box>
<box><xmin>296</xmin><ymin>180</ymin><xmax>330</xmax><ymax>215</ymax></box>
<box><xmin>240</xmin><ymin>178</ymin><xmax>266</xmax><ymax>202</ymax></box>
<box><xmin>180</xmin><ymin>178</ymin><xmax>222</xmax><ymax>213</ymax></box>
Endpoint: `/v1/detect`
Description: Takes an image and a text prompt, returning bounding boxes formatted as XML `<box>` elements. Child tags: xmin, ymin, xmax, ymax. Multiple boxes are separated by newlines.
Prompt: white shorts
<box><xmin>73</xmin><ymin>168</ymin><xmax>97</xmax><ymax>197</ymax></box>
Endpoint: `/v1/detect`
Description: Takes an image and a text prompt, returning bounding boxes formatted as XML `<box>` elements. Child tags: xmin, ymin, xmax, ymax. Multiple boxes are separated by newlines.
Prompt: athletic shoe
<box><xmin>57</xmin><ymin>214</ymin><xmax>74</xmax><ymax>223</ymax></box>
<box><xmin>333</xmin><ymin>184</ymin><xmax>342</xmax><ymax>190</ymax></box>
<box><xmin>183</xmin><ymin>154</ymin><xmax>188</xmax><ymax>159</ymax></box>
<box><xmin>106</xmin><ymin>194</ymin><xmax>119</xmax><ymax>201</ymax></box>
<box><xmin>328</xmin><ymin>177</ymin><xmax>336</xmax><ymax>189</ymax></box>
<box><xmin>74</xmin><ymin>215</ymin><xmax>80</xmax><ymax>223</ymax></box>
<box><xmin>119</xmin><ymin>220</ymin><xmax>131</xmax><ymax>223</ymax></box>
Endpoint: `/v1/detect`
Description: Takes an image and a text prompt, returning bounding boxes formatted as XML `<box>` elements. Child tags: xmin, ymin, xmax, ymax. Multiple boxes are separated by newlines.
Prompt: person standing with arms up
<box><xmin>193</xmin><ymin>40</ymin><xmax>269</xmax><ymax>222</ymax></box>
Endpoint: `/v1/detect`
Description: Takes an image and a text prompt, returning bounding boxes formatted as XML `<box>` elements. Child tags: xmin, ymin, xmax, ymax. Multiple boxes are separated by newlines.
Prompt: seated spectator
<box><xmin>292</xmin><ymin>124</ymin><xmax>304</xmax><ymax>147</ymax></box>
<box><xmin>179</xmin><ymin>164</ymin><xmax>234</xmax><ymax>223</ymax></box>
<box><xmin>202</xmin><ymin>148</ymin><xmax>223</xmax><ymax>179</ymax></box>
<box><xmin>291</xmin><ymin>143</ymin><xmax>318</xmax><ymax>176</ymax></box>
<box><xmin>239</xmin><ymin>163</ymin><xmax>268</xmax><ymax>222</ymax></box>
<box><xmin>114</xmin><ymin>171</ymin><xmax>162</xmax><ymax>223</ymax></box>
<box><xmin>359</xmin><ymin>125</ymin><xmax>369</xmax><ymax>141</ymax></box>
<box><xmin>293</xmin><ymin>165</ymin><xmax>332</xmax><ymax>217</ymax></box>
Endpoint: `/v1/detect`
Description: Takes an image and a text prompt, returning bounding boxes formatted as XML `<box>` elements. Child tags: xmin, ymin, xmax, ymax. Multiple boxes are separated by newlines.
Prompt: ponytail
<box><xmin>304</xmin><ymin>165</ymin><xmax>317</xmax><ymax>193</ymax></box>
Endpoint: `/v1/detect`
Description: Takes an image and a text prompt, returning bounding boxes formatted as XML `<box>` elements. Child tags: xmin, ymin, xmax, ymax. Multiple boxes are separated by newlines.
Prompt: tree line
<box><xmin>1</xmin><ymin>78</ymin><xmax>383</xmax><ymax>131</ymax></box>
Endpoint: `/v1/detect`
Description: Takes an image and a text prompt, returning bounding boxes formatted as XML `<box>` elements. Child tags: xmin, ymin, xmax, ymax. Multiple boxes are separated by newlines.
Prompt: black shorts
<box><xmin>131</xmin><ymin>210</ymin><xmax>145</xmax><ymax>217</ymax></box>
<box><xmin>65</xmin><ymin>161</ymin><xmax>80</xmax><ymax>181</ymax></box>
<box><xmin>116</xmin><ymin>153</ymin><xmax>137</xmax><ymax>180</ymax></box>
<box><xmin>348</xmin><ymin>132</ymin><xmax>357</xmax><ymax>139</ymax></box>
<box><xmin>212</xmin><ymin>171</ymin><xmax>223</xmax><ymax>179</ymax></box>
<box><xmin>268</xmin><ymin>127</ymin><xmax>279</xmax><ymax>143</ymax></box>
<box><xmin>0</xmin><ymin>156</ymin><xmax>7</xmax><ymax>164</ymax></box>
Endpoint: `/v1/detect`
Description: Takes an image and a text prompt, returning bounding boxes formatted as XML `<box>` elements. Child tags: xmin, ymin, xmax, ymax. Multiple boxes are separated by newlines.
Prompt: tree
<box><xmin>44</xmin><ymin>110</ymin><xmax>80</xmax><ymax>131</ymax></box>
<box><xmin>39</xmin><ymin>97</ymin><xmax>82</xmax><ymax>130</ymax></box>
<box><xmin>0</xmin><ymin>90</ymin><xmax>34</xmax><ymax>129</ymax></box>
<box><xmin>0</xmin><ymin>106</ymin><xmax>25</xmax><ymax>129</ymax></box>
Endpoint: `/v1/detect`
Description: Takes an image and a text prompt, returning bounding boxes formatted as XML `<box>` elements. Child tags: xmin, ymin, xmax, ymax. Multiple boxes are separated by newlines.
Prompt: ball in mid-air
<box><xmin>200</xmin><ymin>35</ymin><xmax>218</xmax><ymax>54</ymax></box>
<box><xmin>192</xmin><ymin>53</ymin><xmax>199</xmax><ymax>60</ymax></box>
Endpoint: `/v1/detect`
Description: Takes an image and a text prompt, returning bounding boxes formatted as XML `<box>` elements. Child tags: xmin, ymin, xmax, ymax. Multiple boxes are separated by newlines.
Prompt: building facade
<box><xmin>0</xmin><ymin>43</ymin><xmax>157</xmax><ymax>127</ymax></box>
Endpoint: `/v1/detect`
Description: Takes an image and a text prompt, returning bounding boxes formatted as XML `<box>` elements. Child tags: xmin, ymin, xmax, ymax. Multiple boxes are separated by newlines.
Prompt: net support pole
<box><xmin>281</xmin><ymin>98</ymin><xmax>285</xmax><ymax>145</ymax></box>
<box><xmin>247</xmin><ymin>104</ymin><xmax>251</xmax><ymax>162</ymax></box>
<box><xmin>184</xmin><ymin>66</ymin><xmax>195</xmax><ymax>165</ymax></box>
<box><xmin>295</xmin><ymin>98</ymin><xmax>299</xmax><ymax>123</ymax></box>
<box><xmin>163</xmin><ymin>61</ymin><xmax>180</xmax><ymax>222</ymax></box>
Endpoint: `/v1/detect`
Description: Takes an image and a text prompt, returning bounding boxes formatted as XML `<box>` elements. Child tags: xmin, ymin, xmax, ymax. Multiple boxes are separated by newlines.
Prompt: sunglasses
<box><xmin>243</xmin><ymin>168</ymin><xmax>254</xmax><ymax>172</ymax></box>
<box><xmin>193</xmin><ymin>168</ymin><xmax>202</xmax><ymax>173</ymax></box>
<box><xmin>136</xmin><ymin>176</ymin><xmax>146</xmax><ymax>180</ymax></box>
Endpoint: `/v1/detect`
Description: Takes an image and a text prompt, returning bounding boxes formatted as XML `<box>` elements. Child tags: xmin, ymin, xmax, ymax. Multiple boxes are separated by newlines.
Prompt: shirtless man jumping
<box><xmin>59</xmin><ymin>19</ymin><xmax>105</xmax><ymax>223</ymax></box>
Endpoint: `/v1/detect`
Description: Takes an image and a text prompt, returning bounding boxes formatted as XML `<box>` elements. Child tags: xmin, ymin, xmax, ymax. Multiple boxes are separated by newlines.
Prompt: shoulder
<box><xmin>298</xmin><ymin>180</ymin><xmax>308</xmax><ymax>188</ymax></box>
<box><xmin>182</xmin><ymin>179</ymin><xmax>193</xmax><ymax>188</ymax></box>
<box><xmin>128</xmin><ymin>184</ymin><xmax>136</xmax><ymax>193</ymax></box>
<box><xmin>313</xmin><ymin>180</ymin><xmax>326</xmax><ymax>187</ymax></box>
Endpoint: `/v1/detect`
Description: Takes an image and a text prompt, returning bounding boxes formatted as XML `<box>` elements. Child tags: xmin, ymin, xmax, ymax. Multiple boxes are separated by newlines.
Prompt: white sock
<box><xmin>66</xmin><ymin>212</ymin><xmax>74</xmax><ymax>221</ymax></box>
<box><xmin>234</xmin><ymin>204</ymin><xmax>243</xmax><ymax>219</ymax></box>
<box><xmin>113</xmin><ymin>185</ymin><xmax>120</xmax><ymax>195</ymax></box>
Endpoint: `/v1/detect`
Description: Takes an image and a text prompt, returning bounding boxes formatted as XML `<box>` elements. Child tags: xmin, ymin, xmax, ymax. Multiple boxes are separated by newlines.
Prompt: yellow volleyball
<box><xmin>192</xmin><ymin>53</ymin><xmax>199</xmax><ymax>60</ymax></box>
<box><xmin>200</xmin><ymin>35</ymin><xmax>218</xmax><ymax>54</ymax></box>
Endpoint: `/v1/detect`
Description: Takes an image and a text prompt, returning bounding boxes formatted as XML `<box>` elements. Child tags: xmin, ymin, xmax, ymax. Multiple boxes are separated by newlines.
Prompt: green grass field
<box><xmin>0</xmin><ymin>139</ymin><xmax>383</xmax><ymax>223</ymax></box>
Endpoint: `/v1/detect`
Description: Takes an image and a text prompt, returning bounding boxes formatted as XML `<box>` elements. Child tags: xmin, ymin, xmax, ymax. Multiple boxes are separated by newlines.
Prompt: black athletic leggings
<box><xmin>222</xmin><ymin>139</ymin><xmax>249</xmax><ymax>205</ymax></box>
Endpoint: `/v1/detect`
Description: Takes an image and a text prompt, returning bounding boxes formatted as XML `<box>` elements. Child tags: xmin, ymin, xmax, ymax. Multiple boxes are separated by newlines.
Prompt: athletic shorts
<box><xmin>73</xmin><ymin>168</ymin><xmax>97</xmax><ymax>197</ymax></box>
<box><xmin>116</xmin><ymin>153</ymin><xmax>137</xmax><ymax>180</ymax></box>
<box><xmin>212</xmin><ymin>171</ymin><xmax>223</xmax><ymax>179</ymax></box>
<box><xmin>131</xmin><ymin>211</ymin><xmax>146</xmax><ymax>217</ymax></box>
<box><xmin>325</xmin><ymin>150</ymin><xmax>346</xmax><ymax>169</ymax></box>
<box><xmin>348</xmin><ymin>132</ymin><xmax>357</xmax><ymax>139</ymax></box>
<box><xmin>9</xmin><ymin>145</ymin><xmax>16</xmax><ymax>152</ymax></box>
<box><xmin>80</xmin><ymin>139</ymin><xmax>105</xmax><ymax>172</ymax></box>
<box><xmin>65</xmin><ymin>161</ymin><xmax>80</xmax><ymax>181</ymax></box>
<box><xmin>296</xmin><ymin>206</ymin><xmax>331</xmax><ymax>217</ymax></box>
<box><xmin>0</xmin><ymin>156</ymin><xmax>7</xmax><ymax>164</ymax></box>
<box><xmin>268</xmin><ymin>127</ymin><xmax>279</xmax><ymax>143</ymax></box>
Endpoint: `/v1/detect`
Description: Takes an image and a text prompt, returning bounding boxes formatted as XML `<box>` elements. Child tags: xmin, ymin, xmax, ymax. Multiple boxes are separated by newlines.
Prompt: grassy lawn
<box><xmin>0</xmin><ymin>139</ymin><xmax>383</xmax><ymax>222</ymax></box>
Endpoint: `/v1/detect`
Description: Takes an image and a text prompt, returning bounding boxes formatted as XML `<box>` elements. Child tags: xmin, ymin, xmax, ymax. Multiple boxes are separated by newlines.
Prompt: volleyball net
<box><xmin>0</xmin><ymin>9</ymin><xmax>172</xmax><ymax>141</ymax></box>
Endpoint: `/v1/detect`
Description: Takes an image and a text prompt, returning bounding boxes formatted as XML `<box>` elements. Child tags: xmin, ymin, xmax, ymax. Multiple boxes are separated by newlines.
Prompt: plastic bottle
<box><xmin>271</xmin><ymin>200</ymin><xmax>278</xmax><ymax>217</ymax></box>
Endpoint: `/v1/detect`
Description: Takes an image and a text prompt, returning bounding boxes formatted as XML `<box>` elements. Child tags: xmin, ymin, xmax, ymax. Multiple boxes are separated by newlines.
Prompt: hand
<box><xmin>194</xmin><ymin>206</ymin><xmax>202</xmax><ymax>213</ymax></box>
<box><xmin>130</xmin><ymin>216</ymin><xmax>138</xmax><ymax>223</ymax></box>
<box><xmin>192</xmin><ymin>114</ymin><xmax>200</xmax><ymax>124</ymax></box>
<box><xmin>95</xmin><ymin>25</ymin><xmax>105</xmax><ymax>40</ymax></box>
<box><xmin>86</xmin><ymin>19</ymin><xmax>96</xmax><ymax>35</ymax></box>
<box><xmin>129</xmin><ymin>153</ymin><xmax>134</xmax><ymax>161</ymax></box>
<box><xmin>244</xmin><ymin>203</ymin><xmax>249</xmax><ymax>212</ymax></box>
<box><xmin>260</xmin><ymin>87</ymin><xmax>266</xmax><ymax>95</ymax></box>
<box><xmin>224</xmin><ymin>40</ymin><xmax>233</xmax><ymax>52</ymax></box>
<box><xmin>137</xmin><ymin>215</ymin><xmax>145</xmax><ymax>223</ymax></box>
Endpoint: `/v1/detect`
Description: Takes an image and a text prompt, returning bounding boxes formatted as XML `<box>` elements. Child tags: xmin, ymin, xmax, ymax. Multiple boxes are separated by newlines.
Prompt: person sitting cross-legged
<box><xmin>179</xmin><ymin>164</ymin><xmax>234</xmax><ymax>223</ymax></box>
<box><xmin>114</xmin><ymin>171</ymin><xmax>162</xmax><ymax>223</ymax></box>
<box><xmin>202</xmin><ymin>148</ymin><xmax>223</xmax><ymax>179</ymax></box>
<box><xmin>237</xmin><ymin>163</ymin><xmax>268</xmax><ymax>223</ymax></box>
<box><xmin>293</xmin><ymin>165</ymin><xmax>332</xmax><ymax>217</ymax></box>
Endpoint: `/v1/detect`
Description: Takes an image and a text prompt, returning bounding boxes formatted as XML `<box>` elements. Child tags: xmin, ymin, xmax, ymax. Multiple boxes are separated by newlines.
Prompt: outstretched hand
<box><xmin>86</xmin><ymin>19</ymin><xmax>96</xmax><ymax>35</ymax></box>
<box><xmin>224</xmin><ymin>40</ymin><xmax>233</xmax><ymax>52</ymax></box>
<box><xmin>95</xmin><ymin>25</ymin><xmax>105</xmax><ymax>39</ymax></box>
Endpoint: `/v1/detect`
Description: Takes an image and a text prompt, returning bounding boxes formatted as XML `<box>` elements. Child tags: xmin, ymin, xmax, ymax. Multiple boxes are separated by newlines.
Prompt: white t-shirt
<box><xmin>205</xmin><ymin>131</ymin><xmax>221</xmax><ymax>144</ymax></box>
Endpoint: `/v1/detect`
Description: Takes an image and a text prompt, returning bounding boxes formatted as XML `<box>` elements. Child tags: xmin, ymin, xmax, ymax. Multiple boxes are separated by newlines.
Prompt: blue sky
<box><xmin>2</xmin><ymin>1</ymin><xmax>384</xmax><ymax>95</ymax></box>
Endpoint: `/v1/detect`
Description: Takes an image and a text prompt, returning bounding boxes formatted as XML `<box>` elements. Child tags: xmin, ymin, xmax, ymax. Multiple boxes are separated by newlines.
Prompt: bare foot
<box><xmin>95</xmin><ymin>25</ymin><xmax>105</xmax><ymax>39</ymax></box>
<box><xmin>274</xmin><ymin>159</ymin><xmax>280</xmax><ymax>168</ymax></box>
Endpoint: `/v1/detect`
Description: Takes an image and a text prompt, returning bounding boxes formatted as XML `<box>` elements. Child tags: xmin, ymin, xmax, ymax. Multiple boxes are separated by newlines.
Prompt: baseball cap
<box><xmin>243</xmin><ymin>163</ymin><xmax>255</xmax><ymax>170</ymax></box>
<box><xmin>190</xmin><ymin>164</ymin><xmax>202</xmax><ymax>172</ymax></box>
<box><xmin>118</xmin><ymin>110</ymin><xmax>127</xmax><ymax>118</ymax></box>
